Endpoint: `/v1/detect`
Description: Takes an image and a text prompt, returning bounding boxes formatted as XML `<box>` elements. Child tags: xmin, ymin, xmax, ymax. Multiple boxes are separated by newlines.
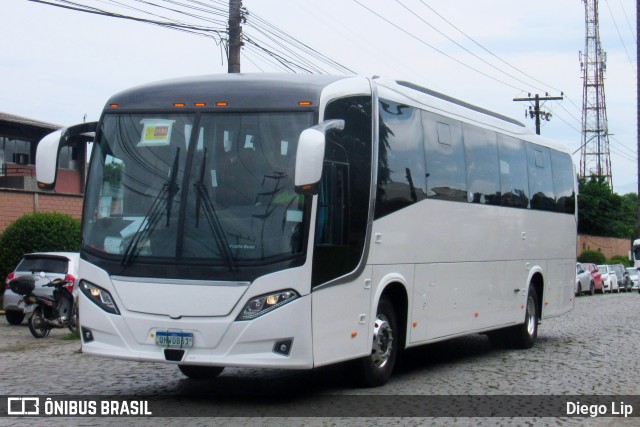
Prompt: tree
<box><xmin>578</xmin><ymin>176</ymin><xmax>637</xmax><ymax>239</ymax></box>
<box><xmin>0</xmin><ymin>213</ymin><xmax>81</xmax><ymax>282</ymax></box>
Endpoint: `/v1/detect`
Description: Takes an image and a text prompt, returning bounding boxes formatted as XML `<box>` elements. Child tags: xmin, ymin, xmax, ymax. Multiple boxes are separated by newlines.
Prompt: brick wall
<box><xmin>0</xmin><ymin>188</ymin><xmax>83</xmax><ymax>234</ymax></box>
<box><xmin>577</xmin><ymin>234</ymin><xmax>631</xmax><ymax>260</ymax></box>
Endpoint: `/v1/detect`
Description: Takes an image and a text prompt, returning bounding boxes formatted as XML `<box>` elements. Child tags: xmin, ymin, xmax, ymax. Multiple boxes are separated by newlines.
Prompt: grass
<box><xmin>61</xmin><ymin>332</ymin><xmax>80</xmax><ymax>340</ymax></box>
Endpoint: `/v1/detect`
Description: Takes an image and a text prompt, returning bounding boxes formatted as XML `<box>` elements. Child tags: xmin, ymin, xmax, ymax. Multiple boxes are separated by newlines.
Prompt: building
<box><xmin>0</xmin><ymin>112</ymin><xmax>85</xmax><ymax>233</ymax></box>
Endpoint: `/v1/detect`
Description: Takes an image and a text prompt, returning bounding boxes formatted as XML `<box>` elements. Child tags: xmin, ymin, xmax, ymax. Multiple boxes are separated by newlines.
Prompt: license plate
<box><xmin>24</xmin><ymin>305</ymin><xmax>35</xmax><ymax>315</ymax></box>
<box><xmin>155</xmin><ymin>331</ymin><xmax>193</xmax><ymax>348</ymax></box>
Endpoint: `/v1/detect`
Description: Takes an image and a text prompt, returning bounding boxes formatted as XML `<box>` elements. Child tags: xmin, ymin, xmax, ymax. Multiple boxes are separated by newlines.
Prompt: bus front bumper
<box><xmin>79</xmin><ymin>293</ymin><xmax>314</xmax><ymax>369</ymax></box>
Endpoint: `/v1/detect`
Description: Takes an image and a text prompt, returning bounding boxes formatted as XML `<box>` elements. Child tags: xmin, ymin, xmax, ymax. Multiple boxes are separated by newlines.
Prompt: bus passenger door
<box><xmin>312</xmin><ymin>161</ymin><xmax>372</xmax><ymax>367</ymax></box>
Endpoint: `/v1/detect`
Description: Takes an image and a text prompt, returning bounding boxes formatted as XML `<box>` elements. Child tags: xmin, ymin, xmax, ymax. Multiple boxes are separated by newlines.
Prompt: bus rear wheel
<box><xmin>509</xmin><ymin>284</ymin><xmax>539</xmax><ymax>349</ymax></box>
<box><xmin>178</xmin><ymin>365</ymin><xmax>224</xmax><ymax>379</ymax></box>
<box><xmin>355</xmin><ymin>297</ymin><xmax>398</xmax><ymax>387</ymax></box>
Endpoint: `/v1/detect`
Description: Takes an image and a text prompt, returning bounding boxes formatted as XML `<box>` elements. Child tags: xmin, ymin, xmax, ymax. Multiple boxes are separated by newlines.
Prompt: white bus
<box><xmin>36</xmin><ymin>74</ymin><xmax>576</xmax><ymax>386</ymax></box>
<box><xmin>631</xmin><ymin>239</ymin><xmax>640</xmax><ymax>268</ymax></box>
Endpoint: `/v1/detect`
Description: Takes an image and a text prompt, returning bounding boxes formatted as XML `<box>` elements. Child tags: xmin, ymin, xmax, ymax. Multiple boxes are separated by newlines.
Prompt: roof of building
<box><xmin>0</xmin><ymin>112</ymin><xmax>60</xmax><ymax>131</ymax></box>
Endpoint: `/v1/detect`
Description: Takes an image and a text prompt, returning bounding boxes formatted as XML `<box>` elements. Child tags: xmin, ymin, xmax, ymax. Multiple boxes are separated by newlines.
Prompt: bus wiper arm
<box><xmin>194</xmin><ymin>149</ymin><xmax>237</xmax><ymax>271</ymax></box>
<box><xmin>121</xmin><ymin>185</ymin><xmax>167</xmax><ymax>266</ymax></box>
<box><xmin>121</xmin><ymin>148</ymin><xmax>180</xmax><ymax>266</ymax></box>
<box><xmin>165</xmin><ymin>147</ymin><xmax>180</xmax><ymax>226</ymax></box>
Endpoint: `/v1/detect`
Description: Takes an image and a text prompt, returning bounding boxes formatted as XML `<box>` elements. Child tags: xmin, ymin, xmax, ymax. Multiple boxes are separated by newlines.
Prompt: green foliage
<box><xmin>578</xmin><ymin>177</ymin><xmax>638</xmax><ymax>239</ymax></box>
<box><xmin>578</xmin><ymin>249</ymin><xmax>606</xmax><ymax>265</ymax></box>
<box><xmin>608</xmin><ymin>255</ymin><xmax>631</xmax><ymax>267</ymax></box>
<box><xmin>0</xmin><ymin>212</ymin><xmax>80</xmax><ymax>282</ymax></box>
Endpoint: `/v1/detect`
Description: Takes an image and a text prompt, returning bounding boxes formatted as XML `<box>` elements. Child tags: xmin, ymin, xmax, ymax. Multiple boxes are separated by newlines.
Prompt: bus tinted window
<box><xmin>551</xmin><ymin>150</ymin><xmax>576</xmax><ymax>214</ymax></box>
<box><xmin>376</xmin><ymin>100</ymin><xmax>426</xmax><ymax>218</ymax></box>
<box><xmin>497</xmin><ymin>135</ymin><xmax>529</xmax><ymax>208</ymax></box>
<box><xmin>526</xmin><ymin>143</ymin><xmax>556</xmax><ymax>211</ymax></box>
<box><xmin>463</xmin><ymin>124</ymin><xmax>500</xmax><ymax>205</ymax></box>
<box><xmin>313</xmin><ymin>96</ymin><xmax>372</xmax><ymax>287</ymax></box>
<box><xmin>422</xmin><ymin>111</ymin><xmax>467</xmax><ymax>202</ymax></box>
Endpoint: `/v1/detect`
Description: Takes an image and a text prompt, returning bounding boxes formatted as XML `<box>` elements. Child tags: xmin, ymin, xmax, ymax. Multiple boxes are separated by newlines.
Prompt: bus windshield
<box><xmin>82</xmin><ymin>111</ymin><xmax>314</xmax><ymax>270</ymax></box>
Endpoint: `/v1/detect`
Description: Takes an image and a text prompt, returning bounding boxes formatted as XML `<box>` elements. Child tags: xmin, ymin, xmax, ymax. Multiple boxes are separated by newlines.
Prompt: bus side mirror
<box><xmin>36</xmin><ymin>122</ymin><xmax>97</xmax><ymax>190</ymax></box>
<box><xmin>294</xmin><ymin>119</ymin><xmax>344</xmax><ymax>195</ymax></box>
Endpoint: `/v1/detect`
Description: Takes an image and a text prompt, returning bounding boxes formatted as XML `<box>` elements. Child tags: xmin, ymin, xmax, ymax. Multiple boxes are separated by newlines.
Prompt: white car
<box><xmin>597</xmin><ymin>265</ymin><xmax>619</xmax><ymax>293</ymax></box>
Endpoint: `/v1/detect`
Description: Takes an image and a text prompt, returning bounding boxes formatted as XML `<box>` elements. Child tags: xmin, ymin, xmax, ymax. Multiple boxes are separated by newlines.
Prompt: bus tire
<box><xmin>178</xmin><ymin>365</ymin><xmax>224</xmax><ymax>379</ymax></box>
<box><xmin>355</xmin><ymin>296</ymin><xmax>398</xmax><ymax>387</ymax></box>
<box><xmin>509</xmin><ymin>284</ymin><xmax>538</xmax><ymax>349</ymax></box>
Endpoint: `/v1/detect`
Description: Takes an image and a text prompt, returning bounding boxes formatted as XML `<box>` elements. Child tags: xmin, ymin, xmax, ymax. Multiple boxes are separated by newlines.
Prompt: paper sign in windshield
<box><xmin>138</xmin><ymin>119</ymin><xmax>175</xmax><ymax>147</ymax></box>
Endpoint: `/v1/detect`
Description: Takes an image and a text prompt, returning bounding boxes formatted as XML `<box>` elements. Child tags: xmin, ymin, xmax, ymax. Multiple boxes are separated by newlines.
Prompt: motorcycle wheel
<box><xmin>68</xmin><ymin>304</ymin><xmax>79</xmax><ymax>336</ymax></box>
<box><xmin>28</xmin><ymin>307</ymin><xmax>50</xmax><ymax>338</ymax></box>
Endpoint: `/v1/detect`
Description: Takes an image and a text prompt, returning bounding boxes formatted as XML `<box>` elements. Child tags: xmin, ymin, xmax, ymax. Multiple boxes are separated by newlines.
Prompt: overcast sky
<box><xmin>1</xmin><ymin>0</ymin><xmax>637</xmax><ymax>194</ymax></box>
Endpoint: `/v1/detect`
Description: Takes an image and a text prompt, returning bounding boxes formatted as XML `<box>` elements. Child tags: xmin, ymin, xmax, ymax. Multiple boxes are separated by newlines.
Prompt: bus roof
<box><xmin>104</xmin><ymin>73</ymin><xmax>348</xmax><ymax>111</ymax></box>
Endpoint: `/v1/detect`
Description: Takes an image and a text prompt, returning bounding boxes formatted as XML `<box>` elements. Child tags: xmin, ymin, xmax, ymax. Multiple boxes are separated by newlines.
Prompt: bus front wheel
<box><xmin>355</xmin><ymin>296</ymin><xmax>398</xmax><ymax>387</ymax></box>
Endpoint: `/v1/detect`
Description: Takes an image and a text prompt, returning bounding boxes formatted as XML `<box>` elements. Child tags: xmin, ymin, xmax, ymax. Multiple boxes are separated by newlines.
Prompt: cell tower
<box><xmin>579</xmin><ymin>0</ymin><xmax>612</xmax><ymax>186</ymax></box>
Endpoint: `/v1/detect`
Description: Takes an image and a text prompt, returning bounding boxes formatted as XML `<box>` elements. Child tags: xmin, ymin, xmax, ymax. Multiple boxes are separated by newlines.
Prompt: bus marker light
<box><xmin>412</xmin><ymin>322</ymin><xmax>417</xmax><ymax>328</ymax></box>
<box><xmin>173</xmin><ymin>103</ymin><xmax>186</xmax><ymax>108</ymax></box>
<box><xmin>351</xmin><ymin>332</ymin><xmax>357</xmax><ymax>338</ymax></box>
<box><xmin>194</xmin><ymin>102</ymin><xmax>206</xmax><ymax>107</ymax></box>
<box><xmin>298</xmin><ymin>101</ymin><xmax>312</xmax><ymax>106</ymax></box>
<box><xmin>215</xmin><ymin>101</ymin><xmax>229</xmax><ymax>107</ymax></box>
<box><xmin>545</xmin><ymin>301</ymin><xmax>549</xmax><ymax>306</ymax></box>
<box><xmin>109</xmin><ymin>104</ymin><xmax>119</xmax><ymax>109</ymax></box>
<box><xmin>474</xmin><ymin>312</ymin><xmax>479</xmax><ymax>318</ymax></box>
<box><xmin>520</xmin><ymin>305</ymin><xmax>524</xmax><ymax>309</ymax></box>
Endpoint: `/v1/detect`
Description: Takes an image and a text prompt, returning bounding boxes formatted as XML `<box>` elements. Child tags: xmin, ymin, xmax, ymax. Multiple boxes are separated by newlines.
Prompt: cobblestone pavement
<box><xmin>0</xmin><ymin>291</ymin><xmax>639</xmax><ymax>426</ymax></box>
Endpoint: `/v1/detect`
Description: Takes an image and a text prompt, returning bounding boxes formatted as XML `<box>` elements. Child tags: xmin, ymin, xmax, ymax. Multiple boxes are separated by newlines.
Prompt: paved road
<box><xmin>1</xmin><ymin>291</ymin><xmax>639</xmax><ymax>426</ymax></box>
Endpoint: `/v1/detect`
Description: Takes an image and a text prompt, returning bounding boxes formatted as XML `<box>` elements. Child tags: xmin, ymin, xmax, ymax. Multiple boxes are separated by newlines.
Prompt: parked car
<box><xmin>597</xmin><ymin>264</ymin><xmax>619</xmax><ymax>293</ymax></box>
<box><xmin>583</xmin><ymin>263</ymin><xmax>604</xmax><ymax>294</ymax></box>
<box><xmin>629</xmin><ymin>267</ymin><xmax>640</xmax><ymax>291</ymax></box>
<box><xmin>2</xmin><ymin>252</ymin><xmax>79</xmax><ymax>325</ymax></box>
<box><xmin>611</xmin><ymin>264</ymin><xmax>631</xmax><ymax>292</ymax></box>
<box><xmin>575</xmin><ymin>263</ymin><xmax>594</xmax><ymax>296</ymax></box>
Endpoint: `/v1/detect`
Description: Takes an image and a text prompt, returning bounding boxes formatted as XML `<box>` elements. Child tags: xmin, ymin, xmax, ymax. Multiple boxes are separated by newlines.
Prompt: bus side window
<box><xmin>526</xmin><ymin>143</ymin><xmax>556</xmax><ymax>211</ymax></box>
<box><xmin>497</xmin><ymin>135</ymin><xmax>530</xmax><ymax>209</ymax></box>
<box><xmin>422</xmin><ymin>112</ymin><xmax>467</xmax><ymax>202</ymax></box>
<box><xmin>462</xmin><ymin>123</ymin><xmax>500</xmax><ymax>205</ymax></box>
<box><xmin>316</xmin><ymin>158</ymin><xmax>349</xmax><ymax>247</ymax></box>
<box><xmin>550</xmin><ymin>150</ymin><xmax>576</xmax><ymax>214</ymax></box>
<box><xmin>375</xmin><ymin>100</ymin><xmax>426</xmax><ymax>219</ymax></box>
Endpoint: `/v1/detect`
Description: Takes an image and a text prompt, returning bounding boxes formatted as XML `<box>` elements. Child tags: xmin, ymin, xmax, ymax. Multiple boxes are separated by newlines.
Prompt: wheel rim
<box><xmin>526</xmin><ymin>295</ymin><xmax>536</xmax><ymax>336</ymax></box>
<box><xmin>371</xmin><ymin>314</ymin><xmax>394</xmax><ymax>368</ymax></box>
<box><xmin>31</xmin><ymin>310</ymin><xmax>47</xmax><ymax>335</ymax></box>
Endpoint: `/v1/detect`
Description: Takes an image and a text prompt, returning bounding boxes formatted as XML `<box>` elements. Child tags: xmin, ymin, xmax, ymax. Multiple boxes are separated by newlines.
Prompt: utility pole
<box><xmin>636</xmin><ymin>0</ymin><xmax>640</xmax><ymax>236</ymax></box>
<box><xmin>513</xmin><ymin>93</ymin><xmax>563</xmax><ymax>135</ymax></box>
<box><xmin>228</xmin><ymin>0</ymin><xmax>242</xmax><ymax>73</ymax></box>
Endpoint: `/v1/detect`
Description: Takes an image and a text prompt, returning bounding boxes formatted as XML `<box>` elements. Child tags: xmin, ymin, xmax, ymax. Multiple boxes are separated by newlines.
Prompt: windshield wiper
<box><xmin>121</xmin><ymin>147</ymin><xmax>180</xmax><ymax>266</ymax></box>
<box><xmin>166</xmin><ymin>147</ymin><xmax>181</xmax><ymax>226</ymax></box>
<box><xmin>194</xmin><ymin>148</ymin><xmax>237</xmax><ymax>271</ymax></box>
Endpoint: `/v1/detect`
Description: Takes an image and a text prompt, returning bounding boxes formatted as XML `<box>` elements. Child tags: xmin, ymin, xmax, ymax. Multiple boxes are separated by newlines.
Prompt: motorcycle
<box><xmin>9</xmin><ymin>275</ymin><xmax>78</xmax><ymax>338</ymax></box>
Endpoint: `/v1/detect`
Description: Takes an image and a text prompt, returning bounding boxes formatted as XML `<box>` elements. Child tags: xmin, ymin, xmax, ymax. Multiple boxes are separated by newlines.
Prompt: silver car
<box><xmin>575</xmin><ymin>263</ymin><xmax>593</xmax><ymax>296</ymax></box>
<box><xmin>2</xmin><ymin>252</ymin><xmax>79</xmax><ymax>325</ymax></box>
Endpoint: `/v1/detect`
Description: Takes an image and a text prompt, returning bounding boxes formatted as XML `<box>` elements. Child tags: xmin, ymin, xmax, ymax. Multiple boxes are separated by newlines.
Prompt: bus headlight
<box><xmin>236</xmin><ymin>289</ymin><xmax>299</xmax><ymax>321</ymax></box>
<box><xmin>79</xmin><ymin>280</ymin><xmax>120</xmax><ymax>315</ymax></box>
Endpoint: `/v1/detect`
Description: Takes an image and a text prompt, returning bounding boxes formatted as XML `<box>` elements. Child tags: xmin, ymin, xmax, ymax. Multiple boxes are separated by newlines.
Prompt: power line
<box><xmin>603</xmin><ymin>0</ymin><xmax>637</xmax><ymax>75</ymax></box>
<box><xmin>27</xmin><ymin>0</ymin><xmax>224</xmax><ymax>41</ymax></box>
<box><xmin>350</xmin><ymin>0</ymin><xmax>526</xmax><ymax>92</ymax></box>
